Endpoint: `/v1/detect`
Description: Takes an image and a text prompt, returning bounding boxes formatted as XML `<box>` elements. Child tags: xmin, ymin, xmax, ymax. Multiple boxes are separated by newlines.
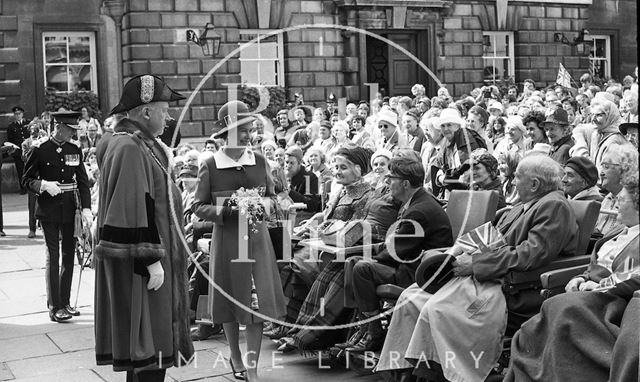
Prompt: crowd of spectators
<box><xmin>1</xmin><ymin>69</ymin><xmax>638</xmax><ymax>381</ymax></box>
<box><xmin>180</xmin><ymin>70</ymin><xmax>638</xmax><ymax>381</ymax></box>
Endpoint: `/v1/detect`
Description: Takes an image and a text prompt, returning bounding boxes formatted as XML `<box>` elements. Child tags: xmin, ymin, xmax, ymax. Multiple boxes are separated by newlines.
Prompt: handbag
<box><xmin>320</xmin><ymin>219</ymin><xmax>369</xmax><ymax>248</ymax></box>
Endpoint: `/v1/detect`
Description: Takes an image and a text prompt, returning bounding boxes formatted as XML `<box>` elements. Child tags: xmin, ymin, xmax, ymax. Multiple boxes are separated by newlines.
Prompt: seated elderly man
<box><xmin>341</xmin><ymin>157</ymin><xmax>453</xmax><ymax>352</ymax></box>
<box><xmin>562</xmin><ymin>156</ymin><xmax>603</xmax><ymax>201</ymax></box>
<box><xmin>376</xmin><ymin>155</ymin><xmax>579</xmax><ymax>382</ymax></box>
<box><xmin>506</xmin><ymin>166</ymin><xmax>639</xmax><ymax>382</ymax></box>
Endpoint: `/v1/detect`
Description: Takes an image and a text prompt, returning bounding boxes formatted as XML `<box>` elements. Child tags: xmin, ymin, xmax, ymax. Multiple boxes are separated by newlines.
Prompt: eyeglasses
<box><xmin>601</xmin><ymin>162</ymin><xmax>621</xmax><ymax>170</ymax></box>
<box><xmin>384</xmin><ymin>174</ymin><xmax>404</xmax><ymax>182</ymax></box>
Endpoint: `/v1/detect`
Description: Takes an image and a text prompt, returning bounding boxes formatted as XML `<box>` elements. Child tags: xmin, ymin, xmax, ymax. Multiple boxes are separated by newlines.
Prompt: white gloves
<box><xmin>82</xmin><ymin>208</ymin><xmax>93</xmax><ymax>225</ymax></box>
<box><xmin>41</xmin><ymin>180</ymin><xmax>61</xmax><ymax>196</ymax></box>
<box><xmin>146</xmin><ymin>260</ymin><xmax>164</xmax><ymax>291</ymax></box>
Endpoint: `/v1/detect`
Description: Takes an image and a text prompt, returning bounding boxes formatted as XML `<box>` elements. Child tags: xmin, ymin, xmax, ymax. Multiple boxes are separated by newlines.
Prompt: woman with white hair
<box><xmin>432</xmin><ymin>108</ymin><xmax>487</xmax><ymax>197</ymax></box>
<box><xmin>493</xmin><ymin>115</ymin><xmax>526</xmax><ymax>160</ymax></box>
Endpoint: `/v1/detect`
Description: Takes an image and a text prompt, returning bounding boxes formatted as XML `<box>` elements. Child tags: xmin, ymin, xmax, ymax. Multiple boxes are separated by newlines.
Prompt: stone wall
<box><xmin>440</xmin><ymin>1</ymin><xmax>591</xmax><ymax>96</ymax></box>
<box><xmin>122</xmin><ymin>0</ymin><xmax>345</xmax><ymax>138</ymax></box>
<box><xmin>587</xmin><ymin>0</ymin><xmax>638</xmax><ymax>80</ymax></box>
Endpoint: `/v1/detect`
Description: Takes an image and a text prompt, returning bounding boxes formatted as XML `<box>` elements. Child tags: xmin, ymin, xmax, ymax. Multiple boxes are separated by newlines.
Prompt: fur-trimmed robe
<box><xmin>94</xmin><ymin>118</ymin><xmax>193</xmax><ymax>372</ymax></box>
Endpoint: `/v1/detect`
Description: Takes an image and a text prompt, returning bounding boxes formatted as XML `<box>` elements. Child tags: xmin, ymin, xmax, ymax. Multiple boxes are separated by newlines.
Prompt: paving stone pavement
<box><xmin>0</xmin><ymin>193</ymin><xmax>383</xmax><ymax>382</ymax></box>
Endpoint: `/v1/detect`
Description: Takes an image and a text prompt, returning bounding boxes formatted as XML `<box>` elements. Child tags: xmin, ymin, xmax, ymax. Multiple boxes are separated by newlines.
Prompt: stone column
<box><xmin>100</xmin><ymin>0</ymin><xmax>125</xmax><ymax>108</ymax></box>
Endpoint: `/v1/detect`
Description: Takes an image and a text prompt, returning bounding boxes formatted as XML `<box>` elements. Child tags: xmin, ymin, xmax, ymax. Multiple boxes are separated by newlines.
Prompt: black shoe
<box><xmin>49</xmin><ymin>309</ymin><xmax>72</xmax><ymax>322</ymax></box>
<box><xmin>0</xmin><ymin>231</ymin><xmax>5</xmax><ymax>237</ymax></box>
<box><xmin>335</xmin><ymin>325</ymin><xmax>367</xmax><ymax>349</ymax></box>
<box><xmin>27</xmin><ymin>231</ymin><xmax>36</xmax><ymax>238</ymax></box>
<box><xmin>64</xmin><ymin>305</ymin><xmax>80</xmax><ymax>316</ymax></box>
<box><xmin>229</xmin><ymin>359</ymin><xmax>246</xmax><ymax>380</ymax></box>
<box><xmin>346</xmin><ymin>332</ymin><xmax>385</xmax><ymax>352</ymax></box>
<box><xmin>191</xmin><ymin>323</ymin><xmax>223</xmax><ymax>341</ymax></box>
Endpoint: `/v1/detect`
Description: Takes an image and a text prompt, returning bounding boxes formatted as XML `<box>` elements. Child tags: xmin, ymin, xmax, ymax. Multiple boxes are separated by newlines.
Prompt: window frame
<box><xmin>585</xmin><ymin>34</ymin><xmax>611</xmax><ymax>79</ymax></box>
<box><xmin>238</xmin><ymin>29</ymin><xmax>285</xmax><ymax>87</ymax></box>
<box><xmin>42</xmin><ymin>31</ymin><xmax>98</xmax><ymax>94</ymax></box>
<box><xmin>481</xmin><ymin>31</ymin><xmax>515</xmax><ymax>85</ymax></box>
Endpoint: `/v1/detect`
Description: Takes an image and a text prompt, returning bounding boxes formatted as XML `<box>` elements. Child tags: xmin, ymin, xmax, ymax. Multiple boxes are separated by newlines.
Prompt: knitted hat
<box><xmin>565</xmin><ymin>156</ymin><xmax>599</xmax><ymax>187</ymax></box>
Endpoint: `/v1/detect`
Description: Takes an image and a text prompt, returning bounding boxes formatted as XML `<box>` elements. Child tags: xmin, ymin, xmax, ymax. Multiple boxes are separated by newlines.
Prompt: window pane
<box><xmin>590</xmin><ymin>59</ymin><xmax>607</xmax><ymax>79</ymax></box>
<box><xmin>45</xmin><ymin>36</ymin><xmax>67</xmax><ymax>64</ymax></box>
<box><xmin>483</xmin><ymin>58</ymin><xmax>510</xmax><ymax>84</ymax></box>
<box><xmin>46</xmin><ymin>65</ymin><xmax>69</xmax><ymax>91</ymax></box>
<box><xmin>592</xmin><ymin>38</ymin><xmax>606</xmax><ymax>59</ymax></box>
<box><xmin>69</xmin><ymin>36</ymin><xmax>91</xmax><ymax>63</ymax></box>
<box><xmin>69</xmin><ymin>65</ymin><xmax>92</xmax><ymax>91</ymax></box>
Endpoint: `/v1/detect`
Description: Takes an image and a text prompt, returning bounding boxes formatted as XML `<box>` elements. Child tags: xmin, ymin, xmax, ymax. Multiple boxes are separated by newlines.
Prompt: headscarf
<box><xmin>335</xmin><ymin>146</ymin><xmax>372</xmax><ymax>175</ymax></box>
<box><xmin>592</xmin><ymin>100</ymin><xmax>622</xmax><ymax>133</ymax></box>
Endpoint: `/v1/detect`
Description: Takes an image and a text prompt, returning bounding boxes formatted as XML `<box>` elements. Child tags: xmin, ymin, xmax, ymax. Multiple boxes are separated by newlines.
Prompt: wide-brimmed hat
<box><xmin>377</xmin><ymin>108</ymin><xmax>398</xmax><ymax>128</ymax></box>
<box><xmin>438</xmin><ymin>108</ymin><xmax>465</xmax><ymax>128</ymax></box>
<box><xmin>415</xmin><ymin>252</ymin><xmax>456</xmax><ymax>294</ymax></box>
<box><xmin>109</xmin><ymin>74</ymin><xmax>185</xmax><ymax>115</ymax></box>
<box><xmin>52</xmin><ymin>111</ymin><xmax>82</xmax><ymax>130</ymax></box>
<box><xmin>619</xmin><ymin>122</ymin><xmax>638</xmax><ymax>135</ymax></box>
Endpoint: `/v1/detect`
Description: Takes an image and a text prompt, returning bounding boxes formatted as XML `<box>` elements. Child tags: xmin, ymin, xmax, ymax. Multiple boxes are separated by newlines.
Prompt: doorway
<box><xmin>365</xmin><ymin>30</ymin><xmax>430</xmax><ymax>97</ymax></box>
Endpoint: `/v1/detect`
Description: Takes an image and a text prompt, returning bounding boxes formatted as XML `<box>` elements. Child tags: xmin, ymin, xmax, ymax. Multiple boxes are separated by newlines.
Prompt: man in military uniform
<box><xmin>7</xmin><ymin>106</ymin><xmax>30</xmax><ymax>193</ymax></box>
<box><xmin>22</xmin><ymin>111</ymin><xmax>92</xmax><ymax>322</ymax></box>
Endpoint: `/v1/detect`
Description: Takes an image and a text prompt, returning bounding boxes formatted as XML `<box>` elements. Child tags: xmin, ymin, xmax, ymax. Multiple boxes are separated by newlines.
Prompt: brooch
<box><xmin>56</xmin><ymin>147</ymin><xmax>62</xmax><ymax>154</ymax></box>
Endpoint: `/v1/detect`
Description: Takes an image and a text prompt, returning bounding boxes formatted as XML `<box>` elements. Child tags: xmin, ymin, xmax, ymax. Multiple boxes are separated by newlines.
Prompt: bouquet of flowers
<box><xmin>229</xmin><ymin>186</ymin><xmax>267</xmax><ymax>233</ymax></box>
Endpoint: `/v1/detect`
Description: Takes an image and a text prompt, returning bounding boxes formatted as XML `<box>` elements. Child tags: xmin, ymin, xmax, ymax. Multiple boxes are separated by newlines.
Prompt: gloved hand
<box><xmin>146</xmin><ymin>261</ymin><xmax>164</xmax><ymax>291</ymax></box>
<box><xmin>41</xmin><ymin>180</ymin><xmax>61</xmax><ymax>196</ymax></box>
<box><xmin>82</xmin><ymin>208</ymin><xmax>93</xmax><ymax>225</ymax></box>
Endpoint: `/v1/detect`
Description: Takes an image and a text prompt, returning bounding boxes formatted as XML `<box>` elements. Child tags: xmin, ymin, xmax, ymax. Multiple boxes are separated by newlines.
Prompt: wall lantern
<box><xmin>186</xmin><ymin>23</ymin><xmax>221</xmax><ymax>57</ymax></box>
<box><xmin>554</xmin><ymin>28</ymin><xmax>592</xmax><ymax>54</ymax></box>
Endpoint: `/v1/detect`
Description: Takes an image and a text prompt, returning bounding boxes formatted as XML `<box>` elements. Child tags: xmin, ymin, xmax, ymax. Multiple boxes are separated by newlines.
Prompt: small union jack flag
<box><xmin>556</xmin><ymin>63</ymin><xmax>574</xmax><ymax>88</ymax></box>
<box><xmin>455</xmin><ymin>222</ymin><xmax>506</xmax><ymax>254</ymax></box>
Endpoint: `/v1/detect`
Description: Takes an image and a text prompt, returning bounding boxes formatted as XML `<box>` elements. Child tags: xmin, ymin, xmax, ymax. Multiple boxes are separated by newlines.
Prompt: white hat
<box><xmin>505</xmin><ymin>115</ymin><xmax>526</xmax><ymax>134</ymax></box>
<box><xmin>488</xmin><ymin>101</ymin><xmax>504</xmax><ymax>112</ymax></box>
<box><xmin>370</xmin><ymin>148</ymin><xmax>393</xmax><ymax>166</ymax></box>
<box><xmin>437</xmin><ymin>108</ymin><xmax>465</xmax><ymax>128</ymax></box>
<box><xmin>377</xmin><ymin>108</ymin><xmax>398</xmax><ymax>128</ymax></box>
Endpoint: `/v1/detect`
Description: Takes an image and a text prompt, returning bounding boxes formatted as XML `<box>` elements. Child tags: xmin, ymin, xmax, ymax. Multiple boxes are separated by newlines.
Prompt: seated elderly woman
<box><xmin>276</xmin><ymin>149</ymin><xmax>412</xmax><ymax>353</ymax></box>
<box><xmin>432</xmin><ymin>108</ymin><xmax>487</xmax><ymax>198</ymax></box>
<box><xmin>594</xmin><ymin>144</ymin><xmax>637</xmax><ymax>237</ymax></box>
<box><xmin>364</xmin><ymin>148</ymin><xmax>393</xmax><ymax>195</ymax></box>
<box><xmin>562</xmin><ymin>156</ymin><xmax>603</xmax><ymax>201</ymax></box>
<box><xmin>505</xmin><ymin>168</ymin><xmax>639</xmax><ymax>382</ymax></box>
<box><xmin>461</xmin><ymin>148</ymin><xmax>507</xmax><ymax>209</ymax></box>
<box><xmin>266</xmin><ymin>147</ymin><xmax>374</xmax><ymax>341</ymax></box>
<box><xmin>376</xmin><ymin>155</ymin><xmax>579</xmax><ymax>382</ymax></box>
